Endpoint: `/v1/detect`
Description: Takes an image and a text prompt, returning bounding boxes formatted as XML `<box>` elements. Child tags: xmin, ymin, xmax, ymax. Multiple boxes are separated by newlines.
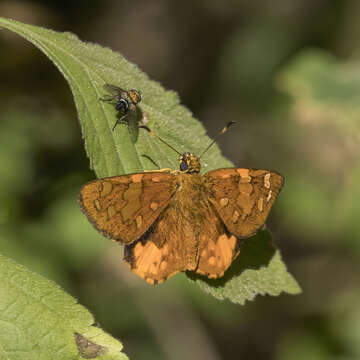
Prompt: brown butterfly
<box><xmin>79</xmin><ymin>123</ymin><xmax>284</xmax><ymax>284</ymax></box>
<box><xmin>100</xmin><ymin>84</ymin><xmax>142</xmax><ymax>140</ymax></box>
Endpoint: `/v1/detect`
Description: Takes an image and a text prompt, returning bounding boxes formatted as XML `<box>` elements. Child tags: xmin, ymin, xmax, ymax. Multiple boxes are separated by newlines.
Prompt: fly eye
<box><xmin>180</xmin><ymin>160</ymin><xmax>188</xmax><ymax>171</ymax></box>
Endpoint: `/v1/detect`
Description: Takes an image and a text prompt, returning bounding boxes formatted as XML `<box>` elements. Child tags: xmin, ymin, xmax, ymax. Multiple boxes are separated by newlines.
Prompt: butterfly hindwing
<box><xmin>205</xmin><ymin>168</ymin><xmax>284</xmax><ymax>238</ymax></box>
<box><xmin>79</xmin><ymin>172</ymin><xmax>176</xmax><ymax>244</ymax></box>
<box><xmin>124</xmin><ymin>215</ymin><xmax>189</xmax><ymax>284</ymax></box>
<box><xmin>123</xmin><ymin>193</ymin><xmax>232</xmax><ymax>284</ymax></box>
<box><xmin>195</xmin><ymin>229</ymin><xmax>240</xmax><ymax>279</ymax></box>
<box><xmin>123</xmin><ymin>198</ymin><xmax>242</xmax><ymax>284</ymax></box>
<box><xmin>124</xmin><ymin>237</ymin><xmax>184</xmax><ymax>285</ymax></box>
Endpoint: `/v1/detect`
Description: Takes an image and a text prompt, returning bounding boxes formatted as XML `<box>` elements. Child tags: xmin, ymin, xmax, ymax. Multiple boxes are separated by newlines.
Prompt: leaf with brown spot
<box><xmin>75</xmin><ymin>333</ymin><xmax>107</xmax><ymax>359</ymax></box>
<box><xmin>0</xmin><ymin>254</ymin><xmax>128</xmax><ymax>359</ymax></box>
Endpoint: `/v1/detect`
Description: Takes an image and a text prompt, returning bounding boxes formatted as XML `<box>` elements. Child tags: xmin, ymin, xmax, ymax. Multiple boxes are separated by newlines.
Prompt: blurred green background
<box><xmin>1</xmin><ymin>1</ymin><xmax>360</xmax><ymax>359</ymax></box>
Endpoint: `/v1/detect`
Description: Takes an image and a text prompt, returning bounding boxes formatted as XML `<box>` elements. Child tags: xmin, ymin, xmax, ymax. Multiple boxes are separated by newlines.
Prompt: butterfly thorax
<box><xmin>171</xmin><ymin>153</ymin><xmax>215</xmax><ymax>229</ymax></box>
<box><xmin>171</xmin><ymin>172</ymin><xmax>211</xmax><ymax>225</ymax></box>
<box><xmin>160</xmin><ymin>171</ymin><xmax>220</xmax><ymax>271</ymax></box>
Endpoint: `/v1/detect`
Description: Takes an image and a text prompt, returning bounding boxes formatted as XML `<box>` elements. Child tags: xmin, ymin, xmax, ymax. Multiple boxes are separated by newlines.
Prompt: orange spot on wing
<box><xmin>107</xmin><ymin>205</ymin><xmax>116</xmax><ymax>219</ymax></box>
<box><xmin>267</xmin><ymin>190</ymin><xmax>272</xmax><ymax>202</ymax></box>
<box><xmin>231</xmin><ymin>210</ymin><xmax>240</xmax><ymax>223</ymax></box>
<box><xmin>258</xmin><ymin>197</ymin><xmax>264</xmax><ymax>211</ymax></box>
<box><xmin>238</xmin><ymin>182</ymin><xmax>253</xmax><ymax>195</ymax></box>
<box><xmin>208</xmin><ymin>256</ymin><xmax>216</xmax><ymax>266</ymax></box>
<box><xmin>134</xmin><ymin>242</ymin><xmax>144</xmax><ymax>258</ymax></box>
<box><xmin>131</xmin><ymin>174</ymin><xmax>144</xmax><ymax>183</ymax></box>
<box><xmin>150</xmin><ymin>202</ymin><xmax>159</xmax><ymax>211</ymax></box>
<box><xmin>264</xmin><ymin>173</ymin><xmax>271</xmax><ymax>189</ymax></box>
<box><xmin>94</xmin><ymin>199</ymin><xmax>101</xmax><ymax>211</ymax></box>
<box><xmin>136</xmin><ymin>215</ymin><xmax>143</xmax><ymax>229</ymax></box>
<box><xmin>220</xmin><ymin>198</ymin><xmax>229</xmax><ymax>207</ymax></box>
<box><xmin>236</xmin><ymin>169</ymin><xmax>249</xmax><ymax>177</ymax></box>
<box><xmin>101</xmin><ymin>182</ymin><xmax>113</xmax><ymax>197</ymax></box>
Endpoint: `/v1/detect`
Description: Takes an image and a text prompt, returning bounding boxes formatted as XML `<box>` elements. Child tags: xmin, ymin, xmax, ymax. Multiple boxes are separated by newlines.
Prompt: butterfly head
<box><xmin>140</xmin><ymin>122</ymin><xmax>235</xmax><ymax>174</ymax></box>
<box><xmin>179</xmin><ymin>152</ymin><xmax>200</xmax><ymax>173</ymax></box>
<box><xmin>128</xmin><ymin>89</ymin><xmax>142</xmax><ymax>105</ymax></box>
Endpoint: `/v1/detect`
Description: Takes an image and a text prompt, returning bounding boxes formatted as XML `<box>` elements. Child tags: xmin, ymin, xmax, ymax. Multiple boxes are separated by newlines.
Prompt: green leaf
<box><xmin>277</xmin><ymin>49</ymin><xmax>360</xmax><ymax>135</ymax></box>
<box><xmin>277</xmin><ymin>49</ymin><xmax>360</xmax><ymax>246</ymax></box>
<box><xmin>0</xmin><ymin>17</ymin><xmax>232</xmax><ymax>177</ymax></box>
<box><xmin>0</xmin><ymin>17</ymin><xmax>300</xmax><ymax>303</ymax></box>
<box><xmin>0</xmin><ymin>253</ymin><xmax>128</xmax><ymax>360</ymax></box>
<box><xmin>187</xmin><ymin>230</ymin><xmax>301</xmax><ymax>305</ymax></box>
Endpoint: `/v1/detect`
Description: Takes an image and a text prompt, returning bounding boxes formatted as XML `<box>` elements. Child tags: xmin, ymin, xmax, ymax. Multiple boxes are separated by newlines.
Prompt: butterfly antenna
<box><xmin>140</xmin><ymin>125</ymin><xmax>182</xmax><ymax>156</ymax></box>
<box><xmin>199</xmin><ymin>121</ymin><xmax>235</xmax><ymax>159</ymax></box>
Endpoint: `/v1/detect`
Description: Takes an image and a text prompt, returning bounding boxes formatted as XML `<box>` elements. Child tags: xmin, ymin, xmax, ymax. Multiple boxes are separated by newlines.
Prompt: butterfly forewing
<box><xmin>79</xmin><ymin>172</ymin><xmax>176</xmax><ymax>244</ymax></box>
<box><xmin>205</xmin><ymin>168</ymin><xmax>284</xmax><ymax>238</ymax></box>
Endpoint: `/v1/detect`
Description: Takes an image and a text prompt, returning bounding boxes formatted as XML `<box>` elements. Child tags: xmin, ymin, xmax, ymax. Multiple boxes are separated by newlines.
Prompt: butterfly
<box><xmin>100</xmin><ymin>84</ymin><xmax>142</xmax><ymax>141</ymax></box>
<box><xmin>78</xmin><ymin>123</ymin><xmax>284</xmax><ymax>284</ymax></box>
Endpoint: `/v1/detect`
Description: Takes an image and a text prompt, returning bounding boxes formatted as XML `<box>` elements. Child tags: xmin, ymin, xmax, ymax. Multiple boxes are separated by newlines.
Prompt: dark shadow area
<box><xmin>187</xmin><ymin>229</ymin><xmax>276</xmax><ymax>286</ymax></box>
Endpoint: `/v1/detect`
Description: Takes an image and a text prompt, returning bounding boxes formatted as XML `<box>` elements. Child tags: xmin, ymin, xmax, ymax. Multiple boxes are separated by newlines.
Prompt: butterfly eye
<box><xmin>180</xmin><ymin>160</ymin><xmax>188</xmax><ymax>171</ymax></box>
